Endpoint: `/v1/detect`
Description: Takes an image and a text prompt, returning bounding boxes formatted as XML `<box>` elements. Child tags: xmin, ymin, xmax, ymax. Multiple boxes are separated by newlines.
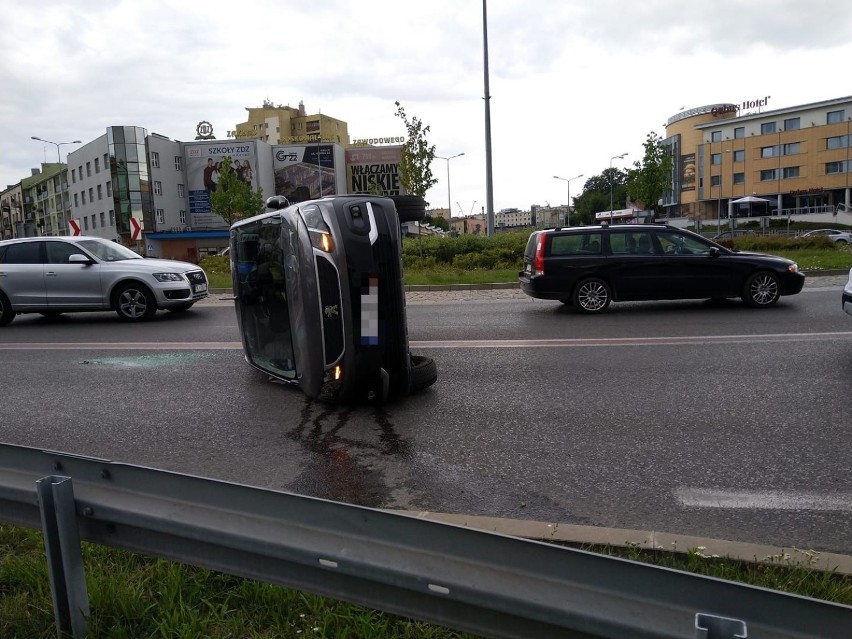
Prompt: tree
<box><xmin>571</xmin><ymin>169</ymin><xmax>628</xmax><ymax>225</ymax></box>
<box><xmin>209</xmin><ymin>156</ymin><xmax>266</xmax><ymax>227</ymax></box>
<box><xmin>394</xmin><ymin>101</ymin><xmax>437</xmax><ymax>199</ymax></box>
<box><xmin>422</xmin><ymin>214</ymin><xmax>450</xmax><ymax>231</ymax></box>
<box><xmin>626</xmin><ymin>131</ymin><xmax>673</xmax><ymax>221</ymax></box>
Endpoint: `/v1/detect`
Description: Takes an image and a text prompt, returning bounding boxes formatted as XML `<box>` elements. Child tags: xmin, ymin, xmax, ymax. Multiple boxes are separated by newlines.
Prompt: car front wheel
<box><xmin>742</xmin><ymin>271</ymin><xmax>780</xmax><ymax>307</ymax></box>
<box><xmin>573</xmin><ymin>278</ymin><xmax>611</xmax><ymax>313</ymax></box>
<box><xmin>114</xmin><ymin>283</ymin><xmax>158</xmax><ymax>321</ymax></box>
<box><xmin>409</xmin><ymin>354</ymin><xmax>437</xmax><ymax>393</ymax></box>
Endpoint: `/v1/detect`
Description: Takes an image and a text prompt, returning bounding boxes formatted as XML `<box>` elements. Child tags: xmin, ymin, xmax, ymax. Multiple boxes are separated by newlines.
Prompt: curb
<box><xmin>396</xmin><ymin>510</ymin><xmax>852</xmax><ymax>576</ymax></box>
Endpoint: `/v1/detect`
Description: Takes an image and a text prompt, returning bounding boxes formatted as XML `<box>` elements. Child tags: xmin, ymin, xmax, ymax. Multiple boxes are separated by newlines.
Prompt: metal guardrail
<box><xmin>0</xmin><ymin>442</ymin><xmax>849</xmax><ymax>638</ymax></box>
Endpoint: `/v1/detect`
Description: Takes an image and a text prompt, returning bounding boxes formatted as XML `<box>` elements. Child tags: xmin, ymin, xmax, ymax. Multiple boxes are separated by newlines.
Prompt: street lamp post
<box><xmin>553</xmin><ymin>173</ymin><xmax>583</xmax><ymax>226</ymax></box>
<box><xmin>436</xmin><ymin>152</ymin><xmax>464</xmax><ymax>222</ymax></box>
<box><xmin>31</xmin><ymin>136</ymin><xmax>82</xmax><ymax>235</ymax></box>
<box><xmin>609</xmin><ymin>153</ymin><xmax>628</xmax><ymax>221</ymax></box>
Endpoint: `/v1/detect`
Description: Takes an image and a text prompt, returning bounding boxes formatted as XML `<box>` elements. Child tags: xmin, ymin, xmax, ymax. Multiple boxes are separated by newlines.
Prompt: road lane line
<box><xmin>675</xmin><ymin>487</ymin><xmax>852</xmax><ymax>512</ymax></box>
<box><xmin>2</xmin><ymin>331</ymin><xmax>852</xmax><ymax>351</ymax></box>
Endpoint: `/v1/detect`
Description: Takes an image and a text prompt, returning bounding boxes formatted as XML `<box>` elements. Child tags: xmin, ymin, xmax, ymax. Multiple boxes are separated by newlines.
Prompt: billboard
<box><xmin>681</xmin><ymin>153</ymin><xmax>696</xmax><ymax>192</ymax></box>
<box><xmin>344</xmin><ymin>146</ymin><xmax>405</xmax><ymax>196</ymax></box>
<box><xmin>272</xmin><ymin>144</ymin><xmax>346</xmax><ymax>203</ymax></box>
<box><xmin>184</xmin><ymin>142</ymin><xmax>260</xmax><ymax>226</ymax></box>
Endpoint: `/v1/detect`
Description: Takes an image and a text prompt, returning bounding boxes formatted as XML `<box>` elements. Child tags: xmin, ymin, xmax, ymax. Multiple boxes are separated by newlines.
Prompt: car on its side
<box><xmin>230</xmin><ymin>194</ymin><xmax>437</xmax><ymax>404</ymax></box>
<box><xmin>800</xmin><ymin>228</ymin><xmax>852</xmax><ymax>244</ymax></box>
<box><xmin>519</xmin><ymin>223</ymin><xmax>805</xmax><ymax>313</ymax></box>
<box><xmin>710</xmin><ymin>230</ymin><xmax>757</xmax><ymax>241</ymax></box>
<box><xmin>843</xmin><ymin>268</ymin><xmax>852</xmax><ymax>317</ymax></box>
<box><xmin>0</xmin><ymin>236</ymin><xmax>209</xmax><ymax>326</ymax></box>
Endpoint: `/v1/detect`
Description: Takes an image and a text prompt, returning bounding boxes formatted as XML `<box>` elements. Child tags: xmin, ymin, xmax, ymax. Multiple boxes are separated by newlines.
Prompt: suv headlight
<box><xmin>153</xmin><ymin>273</ymin><xmax>185</xmax><ymax>282</ymax></box>
<box><xmin>300</xmin><ymin>204</ymin><xmax>334</xmax><ymax>252</ymax></box>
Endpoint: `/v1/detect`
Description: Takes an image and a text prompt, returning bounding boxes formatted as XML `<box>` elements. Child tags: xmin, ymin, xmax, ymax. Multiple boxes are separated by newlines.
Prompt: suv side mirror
<box><xmin>68</xmin><ymin>254</ymin><xmax>93</xmax><ymax>264</ymax></box>
<box><xmin>266</xmin><ymin>196</ymin><xmax>291</xmax><ymax>210</ymax></box>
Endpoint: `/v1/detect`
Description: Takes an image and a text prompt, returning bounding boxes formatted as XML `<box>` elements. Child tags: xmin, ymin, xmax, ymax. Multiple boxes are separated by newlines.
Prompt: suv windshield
<box><xmin>233</xmin><ymin>216</ymin><xmax>296</xmax><ymax>380</ymax></box>
<box><xmin>77</xmin><ymin>239</ymin><xmax>143</xmax><ymax>262</ymax></box>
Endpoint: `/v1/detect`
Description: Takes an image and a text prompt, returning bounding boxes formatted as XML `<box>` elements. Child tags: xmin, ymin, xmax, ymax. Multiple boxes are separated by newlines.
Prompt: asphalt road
<box><xmin>0</xmin><ymin>280</ymin><xmax>850</xmax><ymax>554</ymax></box>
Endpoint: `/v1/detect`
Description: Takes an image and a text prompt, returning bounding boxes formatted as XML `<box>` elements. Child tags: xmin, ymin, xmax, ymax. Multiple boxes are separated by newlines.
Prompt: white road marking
<box><xmin>675</xmin><ymin>487</ymin><xmax>852</xmax><ymax>512</ymax></box>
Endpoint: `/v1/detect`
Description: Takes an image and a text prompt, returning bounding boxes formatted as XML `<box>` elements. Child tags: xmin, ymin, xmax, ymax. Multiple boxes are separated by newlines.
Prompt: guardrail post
<box><xmin>695</xmin><ymin>613</ymin><xmax>747</xmax><ymax>639</ymax></box>
<box><xmin>37</xmin><ymin>476</ymin><xmax>90</xmax><ymax>639</ymax></box>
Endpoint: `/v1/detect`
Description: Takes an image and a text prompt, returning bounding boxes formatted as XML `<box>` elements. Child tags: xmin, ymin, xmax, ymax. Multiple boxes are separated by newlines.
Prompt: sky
<box><xmin>3</xmin><ymin>0</ymin><xmax>852</xmax><ymax>216</ymax></box>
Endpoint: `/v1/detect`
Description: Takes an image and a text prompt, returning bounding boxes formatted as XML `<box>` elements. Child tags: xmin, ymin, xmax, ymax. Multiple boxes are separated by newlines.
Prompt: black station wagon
<box><xmin>519</xmin><ymin>224</ymin><xmax>805</xmax><ymax>313</ymax></box>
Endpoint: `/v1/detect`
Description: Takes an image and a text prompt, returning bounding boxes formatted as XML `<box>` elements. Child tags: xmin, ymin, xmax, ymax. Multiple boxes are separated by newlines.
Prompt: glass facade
<box><xmin>107</xmin><ymin>126</ymin><xmax>151</xmax><ymax>238</ymax></box>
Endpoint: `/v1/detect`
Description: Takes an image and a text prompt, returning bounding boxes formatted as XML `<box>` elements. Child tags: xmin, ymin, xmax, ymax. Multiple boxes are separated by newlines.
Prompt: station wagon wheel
<box><xmin>742</xmin><ymin>271</ymin><xmax>780</xmax><ymax>308</ymax></box>
<box><xmin>573</xmin><ymin>277</ymin><xmax>611</xmax><ymax>313</ymax></box>
<box><xmin>0</xmin><ymin>291</ymin><xmax>14</xmax><ymax>326</ymax></box>
<box><xmin>114</xmin><ymin>282</ymin><xmax>157</xmax><ymax>321</ymax></box>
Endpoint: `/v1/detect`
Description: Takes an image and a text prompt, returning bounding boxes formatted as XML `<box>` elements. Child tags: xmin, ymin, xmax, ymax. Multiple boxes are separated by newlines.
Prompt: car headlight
<box><xmin>153</xmin><ymin>273</ymin><xmax>185</xmax><ymax>282</ymax></box>
<box><xmin>787</xmin><ymin>263</ymin><xmax>799</xmax><ymax>274</ymax></box>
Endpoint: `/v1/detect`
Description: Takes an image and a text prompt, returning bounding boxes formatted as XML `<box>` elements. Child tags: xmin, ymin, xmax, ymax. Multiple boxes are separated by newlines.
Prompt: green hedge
<box><xmin>403</xmin><ymin>231</ymin><xmax>529</xmax><ymax>270</ymax></box>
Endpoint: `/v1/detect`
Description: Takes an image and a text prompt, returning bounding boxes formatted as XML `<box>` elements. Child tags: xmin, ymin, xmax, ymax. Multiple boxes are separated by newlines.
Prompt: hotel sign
<box><xmin>711</xmin><ymin>96</ymin><xmax>771</xmax><ymax>116</ymax></box>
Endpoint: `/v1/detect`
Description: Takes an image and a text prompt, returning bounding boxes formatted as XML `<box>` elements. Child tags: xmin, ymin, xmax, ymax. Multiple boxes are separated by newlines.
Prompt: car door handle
<box><xmin>45</xmin><ymin>271</ymin><xmax>58</xmax><ymax>277</ymax></box>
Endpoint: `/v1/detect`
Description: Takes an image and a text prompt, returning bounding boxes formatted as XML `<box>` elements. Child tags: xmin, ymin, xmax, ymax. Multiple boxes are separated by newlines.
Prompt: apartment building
<box><xmin>230</xmin><ymin>99</ymin><xmax>350</xmax><ymax>146</ymax></box>
<box><xmin>0</xmin><ymin>182</ymin><xmax>26</xmax><ymax>239</ymax></box>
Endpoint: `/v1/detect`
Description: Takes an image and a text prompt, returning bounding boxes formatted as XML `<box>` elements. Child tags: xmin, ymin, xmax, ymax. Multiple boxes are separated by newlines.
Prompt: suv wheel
<box><xmin>409</xmin><ymin>354</ymin><xmax>438</xmax><ymax>392</ymax></box>
<box><xmin>0</xmin><ymin>291</ymin><xmax>14</xmax><ymax>326</ymax></box>
<box><xmin>391</xmin><ymin>195</ymin><xmax>427</xmax><ymax>223</ymax></box>
<box><xmin>742</xmin><ymin>271</ymin><xmax>780</xmax><ymax>307</ymax></box>
<box><xmin>573</xmin><ymin>277</ymin><xmax>612</xmax><ymax>313</ymax></box>
<box><xmin>114</xmin><ymin>283</ymin><xmax>157</xmax><ymax>321</ymax></box>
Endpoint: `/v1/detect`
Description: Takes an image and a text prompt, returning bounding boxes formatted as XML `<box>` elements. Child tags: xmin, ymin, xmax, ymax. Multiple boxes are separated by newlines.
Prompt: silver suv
<box><xmin>0</xmin><ymin>236</ymin><xmax>209</xmax><ymax>325</ymax></box>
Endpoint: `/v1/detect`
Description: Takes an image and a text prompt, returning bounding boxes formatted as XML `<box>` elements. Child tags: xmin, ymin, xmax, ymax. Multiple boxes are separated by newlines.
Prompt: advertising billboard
<box><xmin>185</xmin><ymin>142</ymin><xmax>260</xmax><ymax>226</ymax></box>
<box><xmin>272</xmin><ymin>144</ymin><xmax>346</xmax><ymax>203</ymax></box>
<box><xmin>344</xmin><ymin>146</ymin><xmax>405</xmax><ymax>196</ymax></box>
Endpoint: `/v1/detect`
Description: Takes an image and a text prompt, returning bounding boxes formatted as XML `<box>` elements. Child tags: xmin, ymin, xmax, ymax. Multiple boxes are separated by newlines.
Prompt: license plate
<box><xmin>194</xmin><ymin>283</ymin><xmax>208</xmax><ymax>293</ymax></box>
<box><xmin>360</xmin><ymin>274</ymin><xmax>379</xmax><ymax>345</ymax></box>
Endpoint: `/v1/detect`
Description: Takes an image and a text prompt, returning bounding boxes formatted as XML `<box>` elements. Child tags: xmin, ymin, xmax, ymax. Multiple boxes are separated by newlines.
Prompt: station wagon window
<box><xmin>549</xmin><ymin>232</ymin><xmax>602</xmax><ymax>256</ymax></box>
<box><xmin>656</xmin><ymin>231</ymin><xmax>713</xmax><ymax>256</ymax></box>
<box><xmin>609</xmin><ymin>231</ymin><xmax>656</xmax><ymax>255</ymax></box>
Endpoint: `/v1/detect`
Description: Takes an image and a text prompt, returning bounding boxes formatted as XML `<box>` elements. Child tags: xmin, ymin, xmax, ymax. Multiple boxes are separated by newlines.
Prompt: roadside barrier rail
<box><xmin>0</xmin><ymin>442</ymin><xmax>849</xmax><ymax>638</ymax></box>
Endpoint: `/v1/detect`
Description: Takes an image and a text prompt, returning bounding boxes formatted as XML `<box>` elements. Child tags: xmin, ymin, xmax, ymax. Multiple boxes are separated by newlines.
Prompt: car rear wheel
<box><xmin>0</xmin><ymin>291</ymin><xmax>14</xmax><ymax>326</ymax></box>
<box><xmin>114</xmin><ymin>283</ymin><xmax>158</xmax><ymax>321</ymax></box>
<box><xmin>390</xmin><ymin>195</ymin><xmax>427</xmax><ymax>223</ymax></box>
<box><xmin>742</xmin><ymin>271</ymin><xmax>780</xmax><ymax>307</ymax></box>
<box><xmin>573</xmin><ymin>278</ymin><xmax>612</xmax><ymax>313</ymax></box>
<box><xmin>409</xmin><ymin>354</ymin><xmax>437</xmax><ymax>392</ymax></box>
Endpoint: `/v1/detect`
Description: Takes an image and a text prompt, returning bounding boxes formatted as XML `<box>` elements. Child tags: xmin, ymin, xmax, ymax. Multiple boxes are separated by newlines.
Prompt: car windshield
<box><xmin>232</xmin><ymin>216</ymin><xmax>296</xmax><ymax>380</ymax></box>
<box><xmin>77</xmin><ymin>239</ymin><xmax>143</xmax><ymax>262</ymax></box>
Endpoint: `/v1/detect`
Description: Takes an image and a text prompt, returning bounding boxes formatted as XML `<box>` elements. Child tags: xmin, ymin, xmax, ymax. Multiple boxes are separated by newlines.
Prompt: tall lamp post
<box><xmin>436</xmin><ymin>152</ymin><xmax>464</xmax><ymax>221</ymax></box>
<box><xmin>31</xmin><ymin>136</ymin><xmax>82</xmax><ymax>235</ymax></box>
<box><xmin>609</xmin><ymin>153</ymin><xmax>628</xmax><ymax>221</ymax></box>
<box><xmin>553</xmin><ymin>173</ymin><xmax>583</xmax><ymax>226</ymax></box>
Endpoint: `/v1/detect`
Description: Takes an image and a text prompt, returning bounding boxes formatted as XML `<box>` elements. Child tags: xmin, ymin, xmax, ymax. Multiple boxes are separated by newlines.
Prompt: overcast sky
<box><xmin>3</xmin><ymin>0</ymin><xmax>851</xmax><ymax>215</ymax></box>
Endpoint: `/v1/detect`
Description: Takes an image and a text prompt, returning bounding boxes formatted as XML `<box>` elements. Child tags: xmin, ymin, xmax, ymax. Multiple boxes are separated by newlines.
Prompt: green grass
<box><xmin>1</xmin><ymin>524</ymin><xmax>849</xmax><ymax>637</ymax></box>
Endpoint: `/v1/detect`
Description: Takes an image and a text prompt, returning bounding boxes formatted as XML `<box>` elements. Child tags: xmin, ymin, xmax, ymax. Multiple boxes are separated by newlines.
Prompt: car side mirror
<box><xmin>266</xmin><ymin>196</ymin><xmax>290</xmax><ymax>210</ymax></box>
<box><xmin>708</xmin><ymin>247</ymin><xmax>721</xmax><ymax>258</ymax></box>
<box><xmin>68</xmin><ymin>254</ymin><xmax>93</xmax><ymax>264</ymax></box>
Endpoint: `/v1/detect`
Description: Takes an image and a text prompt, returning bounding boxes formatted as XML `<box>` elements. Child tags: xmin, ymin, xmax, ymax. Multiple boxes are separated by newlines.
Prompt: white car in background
<box><xmin>843</xmin><ymin>268</ymin><xmax>852</xmax><ymax>317</ymax></box>
<box><xmin>801</xmin><ymin>228</ymin><xmax>852</xmax><ymax>244</ymax></box>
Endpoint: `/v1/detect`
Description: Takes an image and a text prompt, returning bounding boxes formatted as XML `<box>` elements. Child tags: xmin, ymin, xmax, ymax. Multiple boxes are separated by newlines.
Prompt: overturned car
<box><xmin>230</xmin><ymin>195</ymin><xmax>437</xmax><ymax>403</ymax></box>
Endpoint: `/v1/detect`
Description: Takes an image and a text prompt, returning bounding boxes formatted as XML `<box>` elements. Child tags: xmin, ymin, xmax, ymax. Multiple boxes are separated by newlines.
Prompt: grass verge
<box><xmin>2</xmin><ymin>524</ymin><xmax>849</xmax><ymax>637</ymax></box>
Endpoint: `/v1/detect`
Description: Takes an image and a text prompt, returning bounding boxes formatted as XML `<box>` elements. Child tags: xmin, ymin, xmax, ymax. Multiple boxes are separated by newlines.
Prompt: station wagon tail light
<box><xmin>533</xmin><ymin>234</ymin><xmax>546</xmax><ymax>275</ymax></box>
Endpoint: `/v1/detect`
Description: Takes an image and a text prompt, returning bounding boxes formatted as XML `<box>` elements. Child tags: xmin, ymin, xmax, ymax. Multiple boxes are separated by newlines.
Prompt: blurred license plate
<box><xmin>194</xmin><ymin>283</ymin><xmax>208</xmax><ymax>293</ymax></box>
<box><xmin>360</xmin><ymin>274</ymin><xmax>379</xmax><ymax>345</ymax></box>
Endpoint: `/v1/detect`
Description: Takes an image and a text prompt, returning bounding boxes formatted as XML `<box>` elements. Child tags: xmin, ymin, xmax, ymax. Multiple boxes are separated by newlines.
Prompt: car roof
<box><xmin>541</xmin><ymin>223</ymin><xmax>679</xmax><ymax>233</ymax></box>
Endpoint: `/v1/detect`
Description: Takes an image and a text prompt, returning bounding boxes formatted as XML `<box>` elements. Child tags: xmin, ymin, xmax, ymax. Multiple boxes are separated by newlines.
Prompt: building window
<box><xmin>177</xmin><ymin>184</ymin><xmax>185</xmax><ymax>198</ymax></box>
<box><xmin>86</xmin><ymin>161</ymin><xmax>92</xmax><ymax>177</ymax></box>
<box><xmin>106</xmin><ymin>181</ymin><xmax>112</xmax><ymax>197</ymax></box>
<box><xmin>734</xmin><ymin>127</ymin><xmax>744</xmax><ymax>139</ymax></box>
<box><xmin>109</xmin><ymin>210</ymin><xmax>115</xmax><ymax>225</ymax></box>
<box><xmin>151</xmin><ymin>151</ymin><xmax>160</xmax><ymax>168</ymax></box>
<box><xmin>71</xmin><ymin>168</ymin><xmax>76</xmax><ymax>183</ymax></box>
<box><xmin>761</xmin><ymin>122</ymin><xmax>776</xmax><ymax>134</ymax></box>
<box><xmin>733</xmin><ymin>172</ymin><xmax>745</xmax><ymax>184</ymax></box>
<box><xmin>94</xmin><ymin>158</ymin><xmax>100</xmax><ymax>173</ymax></box>
<box><xmin>782</xmin><ymin>166</ymin><xmax>800</xmax><ymax>179</ymax></box>
<box><xmin>733</xmin><ymin>149</ymin><xmax>745</xmax><ymax>162</ymax></box>
<box><xmin>711</xmin><ymin>130</ymin><xmax>721</xmax><ymax>143</ymax></box>
<box><xmin>782</xmin><ymin>142</ymin><xmax>800</xmax><ymax>155</ymax></box>
<box><xmin>174</xmin><ymin>156</ymin><xmax>182</xmax><ymax>171</ymax></box>
<box><xmin>81</xmin><ymin>192</ymin><xmax>86</xmax><ymax>205</ymax></box>
<box><xmin>97</xmin><ymin>184</ymin><xmax>103</xmax><ymax>200</ymax></box>
<box><xmin>761</xmin><ymin>146</ymin><xmax>778</xmax><ymax>158</ymax></box>
<box><xmin>78</xmin><ymin>165</ymin><xmax>83</xmax><ymax>179</ymax></box>
<box><xmin>89</xmin><ymin>187</ymin><xmax>94</xmax><ymax>202</ymax></box>
<box><xmin>100</xmin><ymin>211</ymin><xmax>105</xmax><ymax>227</ymax></box>
<box><xmin>154</xmin><ymin>181</ymin><xmax>162</xmax><ymax>196</ymax></box>
<box><xmin>784</xmin><ymin>117</ymin><xmax>800</xmax><ymax>131</ymax></box>
<box><xmin>83</xmin><ymin>217</ymin><xmax>89</xmax><ymax>230</ymax></box>
<box><xmin>827</xmin><ymin>110</ymin><xmax>845</xmax><ymax>124</ymax></box>
<box><xmin>91</xmin><ymin>214</ymin><xmax>97</xmax><ymax>229</ymax></box>
<box><xmin>155</xmin><ymin>209</ymin><xmax>165</xmax><ymax>225</ymax></box>
<box><xmin>711</xmin><ymin>153</ymin><xmax>721</xmax><ymax>165</ymax></box>
<box><xmin>179</xmin><ymin>210</ymin><xmax>187</xmax><ymax>224</ymax></box>
<box><xmin>74</xmin><ymin>193</ymin><xmax>79</xmax><ymax>207</ymax></box>
<box><xmin>827</xmin><ymin>135</ymin><xmax>850</xmax><ymax>149</ymax></box>
<box><xmin>710</xmin><ymin>175</ymin><xmax>721</xmax><ymax>187</ymax></box>
<box><xmin>760</xmin><ymin>169</ymin><xmax>778</xmax><ymax>181</ymax></box>
<box><xmin>826</xmin><ymin>160</ymin><xmax>851</xmax><ymax>174</ymax></box>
